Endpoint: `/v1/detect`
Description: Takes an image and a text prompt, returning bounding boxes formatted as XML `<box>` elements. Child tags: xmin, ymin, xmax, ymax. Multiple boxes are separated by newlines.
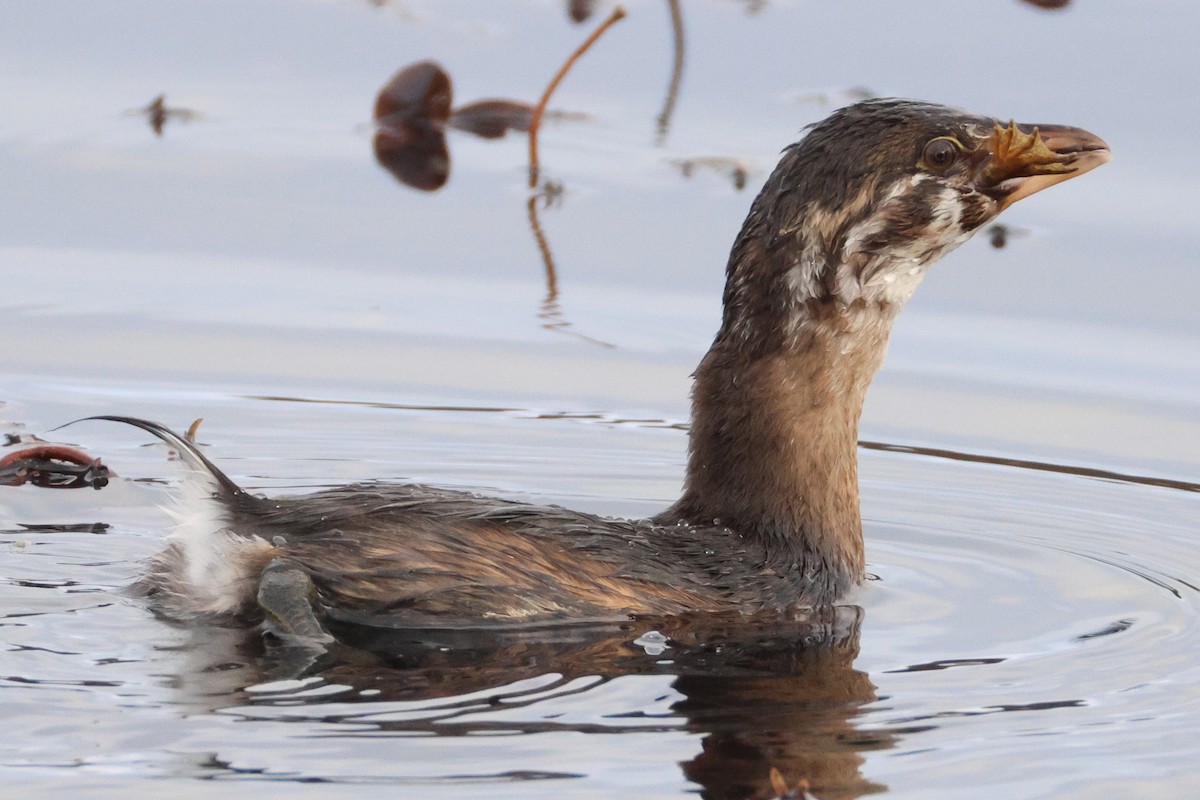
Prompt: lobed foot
<box><xmin>257</xmin><ymin>557</ymin><xmax>335</xmax><ymax>645</ymax></box>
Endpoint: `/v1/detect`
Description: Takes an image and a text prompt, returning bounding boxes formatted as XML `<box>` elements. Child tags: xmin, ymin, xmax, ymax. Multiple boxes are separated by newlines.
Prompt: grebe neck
<box><xmin>663</xmin><ymin>294</ymin><xmax>897</xmax><ymax>587</ymax></box>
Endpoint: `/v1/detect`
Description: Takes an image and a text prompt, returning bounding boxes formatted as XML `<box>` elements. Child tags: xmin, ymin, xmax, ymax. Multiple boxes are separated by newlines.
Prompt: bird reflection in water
<box><xmin>179</xmin><ymin>609</ymin><xmax>886</xmax><ymax>800</ymax></box>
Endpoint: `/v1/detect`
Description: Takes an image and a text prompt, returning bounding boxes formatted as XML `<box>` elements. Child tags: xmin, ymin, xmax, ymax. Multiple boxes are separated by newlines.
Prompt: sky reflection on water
<box><xmin>2</xmin><ymin>1</ymin><xmax>1199</xmax><ymax>798</ymax></box>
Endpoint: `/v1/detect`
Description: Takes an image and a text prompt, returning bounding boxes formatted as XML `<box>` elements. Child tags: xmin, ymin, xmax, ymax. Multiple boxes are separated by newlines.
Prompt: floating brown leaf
<box><xmin>373</xmin><ymin>60</ymin><xmax>453</xmax><ymax>128</ymax></box>
<box><xmin>448</xmin><ymin>99</ymin><xmax>535</xmax><ymax>139</ymax></box>
<box><xmin>372</xmin><ymin>61</ymin><xmax>454</xmax><ymax>191</ymax></box>
<box><xmin>1020</xmin><ymin>0</ymin><xmax>1070</xmax><ymax>9</ymax></box>
<box><xmin>567</xmin><ymin>0</ymin><xmax>599</xmax><ymax>23</ymax></box>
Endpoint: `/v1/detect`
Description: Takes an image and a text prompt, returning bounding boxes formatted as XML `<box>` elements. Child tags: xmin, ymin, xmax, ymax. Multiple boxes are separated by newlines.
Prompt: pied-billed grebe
<box><xmin>85</xmin><ymin>100</ymin><xmax>1109</xmax><ymax>640</ymax></box>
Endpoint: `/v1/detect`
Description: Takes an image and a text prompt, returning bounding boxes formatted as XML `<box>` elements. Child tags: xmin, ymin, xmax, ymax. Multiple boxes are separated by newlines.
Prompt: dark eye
<box><xmin>922</xmin><ymin>138</ymin><xmax>960</xmax><ymax>171</ymax></box>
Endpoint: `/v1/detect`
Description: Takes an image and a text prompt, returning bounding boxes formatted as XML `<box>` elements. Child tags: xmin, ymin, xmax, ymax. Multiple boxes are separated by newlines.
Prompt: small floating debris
<box><xmin>127</xmin><ymin>94</ymin><xmax>200</xmax><ymax>137</ymax></box>
<box><xmin>0</xmin><ymin>445</ymin><xmax>110</xmax><ymax>490</ymax></box>
<box><xmin>633</xmin><ymin>630</ymin><xmax>671</xmax><ymax>656</ymax></box>
<box><xmin>788</xmin><ymin>86</ymin><xmax>877</xmax><ymax>108</ymax></box>
<box><xmin>986</xmin><ymin>222</ymin><xmax>1029</xmax><ymax>249</ymax></box>
<box><xmin>4</xmin><ymin>433</ymin><xmax>47</xmax><ymax>447</ymax></box>
<box><xmin>1020</xmin><ymin>0</ymin><xmax>1071</xmax><ymax>9</ymax></box>
<box><xmin>12</xmin><ymin>522</ymin><xmax>110</xmax><ymax>534</ymax></box>
<box><xmin>669</xmin><ymin>156</ymin><xmax>754</xmax><ymax>190</ymax></box>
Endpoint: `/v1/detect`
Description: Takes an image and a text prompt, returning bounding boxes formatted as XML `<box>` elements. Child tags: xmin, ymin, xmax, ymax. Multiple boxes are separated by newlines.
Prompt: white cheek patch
<box><xmin>930</xmin><ymin>186</ymin><xmax>965</xmax><ymax>229</ymax></box>
<box><xmin>840</xmin><ymin>175</ymin><xmax>923</xmax><ymax>260</ymax></box>
<box><xmin>777</xmin><ymin>246</ymin><xmax>827</xmax><ymax>342</ymax></box>
<box><xmin>844</xmin><ymin>184</ymin><xmax>980</xmax><ymax>305</ymax></box>
<box><xmin>870</xmin><ymin>261</ymin><xmax>932</xmax><ymax>304</ymax></box>
<box><xmin>784</xmin><ymin>250</ymin><xmax>823</xmax><ymax>303</ymax></box>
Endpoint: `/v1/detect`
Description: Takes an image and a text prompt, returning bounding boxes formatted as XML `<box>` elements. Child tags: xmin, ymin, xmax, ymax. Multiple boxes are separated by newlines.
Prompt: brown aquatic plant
<box><xmin>0</xmin><ymin>445</ymin><xmax>109</xmax><ymax>490</ymax></box>
<box><xmin>520</xmin><ymin>5</ymin><xmax>625</xmax><ymax>346</ymax></box>
<box><xmin>448</xmin><ymin>99</ymin><xmax>535</xmax><ymax>139</ymax></box>
<box><xmin>655</xmin><ymin>0</ymin><xmax>685</xmax><ymax>145</ymax></box>
<box><xmin>562</xmin><ymin>0</ymin><xmax>679</xmax><ymax>148</ymax></box>
<box><xmin>372</xmin><ymin>61</ymin><xmax>454</xmax><ymax>191</ymax></box>
<box><xmin>373</xmin><ymin>62</ymin><xmax>586</xmax><ymax>190</ymax></box>
<box><xmin>528</xmin><ymin>5</ymin><xmax>627</xmax><ymax>188</ymax></box>
<box><xmin>566</xmin><ymin>0</ymin><xmax>600</xmax><ymax>23</ymax></box>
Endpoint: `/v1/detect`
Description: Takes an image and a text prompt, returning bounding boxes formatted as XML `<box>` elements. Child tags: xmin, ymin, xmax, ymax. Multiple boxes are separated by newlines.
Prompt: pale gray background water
<box><xmin>2</xmin><ymin>1</ymin><xmax>1198</xmax><ymax>798</ymax></box>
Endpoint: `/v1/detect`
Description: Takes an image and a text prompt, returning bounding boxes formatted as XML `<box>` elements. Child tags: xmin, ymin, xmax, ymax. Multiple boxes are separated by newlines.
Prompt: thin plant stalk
<box><xmin>528</xmin><ymin>5</ymin><xmax>627</xmax><ymax>188</ymax></box>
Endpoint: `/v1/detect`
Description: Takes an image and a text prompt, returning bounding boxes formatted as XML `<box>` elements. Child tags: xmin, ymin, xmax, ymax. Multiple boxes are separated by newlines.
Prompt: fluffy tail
<box><xmin>63</xmin><ymin>416</ymin><xmax>278</xmax><ymax>620</ymax></box>
<box><xmin>60</xmin><ymin>416</ymin><xmax>248</xmax><ymax>501</ymax></box>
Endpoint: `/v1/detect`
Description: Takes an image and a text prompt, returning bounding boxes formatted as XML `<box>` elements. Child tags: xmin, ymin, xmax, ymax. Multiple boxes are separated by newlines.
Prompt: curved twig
<box><xmin>654</xmin><ymin>0</ymin><xmax>685</xmax><ymax>146</ymax></box>
<box><xmin>528</xmin><ymin>5</ymin><xmax>627</xmax><ymax>188</ymax></box>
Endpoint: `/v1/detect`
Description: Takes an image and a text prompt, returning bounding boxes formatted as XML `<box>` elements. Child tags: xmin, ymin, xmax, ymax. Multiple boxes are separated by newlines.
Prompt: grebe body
<box><xmin>98</xmin><ymin>100</ymin><xmax>1109</xmax><ymax>639</ymax></box>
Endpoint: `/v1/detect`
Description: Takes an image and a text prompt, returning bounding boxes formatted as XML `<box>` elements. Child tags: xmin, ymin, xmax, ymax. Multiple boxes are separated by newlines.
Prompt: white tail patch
<box><xmin>156</xmin><ymin>467</ymin><xmax>272</xmax><ymax>617</ymax></box>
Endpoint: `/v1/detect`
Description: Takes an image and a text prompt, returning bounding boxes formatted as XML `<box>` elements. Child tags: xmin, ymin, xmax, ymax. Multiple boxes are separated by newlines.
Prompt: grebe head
<box><xmin>677</xmin><ymin>100</ymin><xmax>1109</xmax><ymax>581</ymax></box>
<box><xmin>720</xmin><ymin>99</ymin><xmax>1110</xmax><ymax>347</ymax></box>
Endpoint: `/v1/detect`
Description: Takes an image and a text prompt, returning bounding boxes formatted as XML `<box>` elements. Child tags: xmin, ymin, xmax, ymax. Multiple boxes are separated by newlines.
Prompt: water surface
<box><xmin>2</xmin><ymin>2</ymin><xmax>1199</xmax><ymax>798</ymax></box>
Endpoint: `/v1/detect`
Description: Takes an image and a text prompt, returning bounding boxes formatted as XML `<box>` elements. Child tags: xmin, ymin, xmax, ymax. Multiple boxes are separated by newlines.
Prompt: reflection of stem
<box><xmin>526</xmin><ymin>194</ymin><xmax>559</xmax><ymax>301</ymax></box>
<box><xmin>859</xmin><ymin>440</ymin><xmax>1200</xmax><ymax>494</ymax></box>
<box><xmin>655</xmin><ymin>0</ymin><xmax>685</xmax><ymax>146</ymax></box>
<box><xmin>528</xmin><ymin>5</ymin><xmax>627</xmax><ymax>188</ymax></box>
<box><xmin>526</xmin><ymin>194</ymin><xmax>616</xmax><ymax>349</ymax></box>
<box><xmin>539</xmin><ymin>296</ymin><xmax>617</xmax><ymax>349</ymax></box>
